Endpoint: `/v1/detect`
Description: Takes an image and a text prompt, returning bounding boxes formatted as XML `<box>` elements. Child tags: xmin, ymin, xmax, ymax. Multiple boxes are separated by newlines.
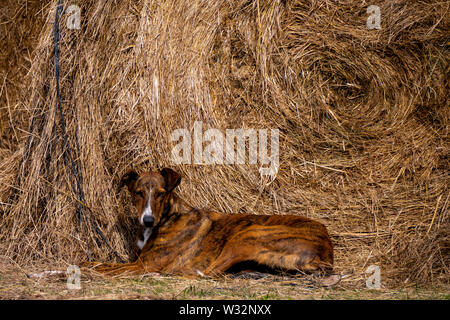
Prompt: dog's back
<box><xmin>137</xmin><ymin>208</ymin><xmax>333</xmax><ymax>276</ymax></box>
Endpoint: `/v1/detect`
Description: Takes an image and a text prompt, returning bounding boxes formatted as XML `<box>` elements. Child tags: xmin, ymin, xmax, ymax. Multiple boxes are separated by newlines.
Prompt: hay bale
<box><xmin>0</xmin><ymin>0</ymin><xmax>448</xmax><ymax>286</ymax></box>
<box><xmin>0</xmin><ymin>0</ymin><xmax>51</xmax><ymax>151</ymax></box>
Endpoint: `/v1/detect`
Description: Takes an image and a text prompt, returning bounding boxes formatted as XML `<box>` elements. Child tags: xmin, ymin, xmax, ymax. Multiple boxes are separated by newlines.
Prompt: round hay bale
<box><xmin>0</xmin><ymin>0</ymin><xmax>448</xmax><ymax>287</ymax></box>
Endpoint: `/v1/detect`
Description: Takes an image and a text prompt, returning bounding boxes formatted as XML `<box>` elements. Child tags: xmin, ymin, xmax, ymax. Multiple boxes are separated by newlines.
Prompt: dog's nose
<box><xmin>143</xmin><ymin>215</ymin><xmax>154</xmax><ymax>227</ymax></box>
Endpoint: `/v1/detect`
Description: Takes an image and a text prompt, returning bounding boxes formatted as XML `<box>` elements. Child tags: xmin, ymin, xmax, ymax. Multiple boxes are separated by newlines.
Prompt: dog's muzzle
<box><xmin>143</xmin><ymin>215</ymin><xmax>155</xmax><ymax>228</ymax></box>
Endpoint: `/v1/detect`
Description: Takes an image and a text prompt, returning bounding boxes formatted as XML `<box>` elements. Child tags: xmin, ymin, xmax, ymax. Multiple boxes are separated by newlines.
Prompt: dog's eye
<box><xmin>135</xmin><ymin>191</ymin><xmax>144</xmax><ymax>198</ymax></box>
<box><xmin>155</xmin><ymin>191</ymin><xmax>165</xmax><ymax>198</ymax></box>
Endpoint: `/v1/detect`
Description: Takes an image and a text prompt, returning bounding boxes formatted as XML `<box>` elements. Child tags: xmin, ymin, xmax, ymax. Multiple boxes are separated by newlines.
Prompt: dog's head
<box><xmin>118</xmin><ymin>168</ymin><xmax>181</xmax><ymax>228</ymax></box>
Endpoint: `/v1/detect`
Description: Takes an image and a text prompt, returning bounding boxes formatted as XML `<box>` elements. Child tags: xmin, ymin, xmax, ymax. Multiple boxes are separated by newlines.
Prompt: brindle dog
<box><xmin>87</xmin><ymin>168</ymin><xmax>334</xmax><ymax>279</ymax></box>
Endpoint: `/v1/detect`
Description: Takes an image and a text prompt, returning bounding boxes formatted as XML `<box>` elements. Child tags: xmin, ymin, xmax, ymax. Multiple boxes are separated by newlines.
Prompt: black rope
<box><xmin>54</xmin><ymin>0</ymin><xmax>124</xmax><ymax>262</ymax></box>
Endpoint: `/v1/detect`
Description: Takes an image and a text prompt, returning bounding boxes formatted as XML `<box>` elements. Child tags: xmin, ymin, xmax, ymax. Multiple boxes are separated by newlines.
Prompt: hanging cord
<box><xmin>54</xmin><ymin>0</ymin><xmax>124</xmax><ymax>262</ymax></box>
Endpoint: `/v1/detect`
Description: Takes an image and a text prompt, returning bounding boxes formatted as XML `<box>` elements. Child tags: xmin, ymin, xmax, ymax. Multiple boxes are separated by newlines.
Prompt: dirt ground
<box><xmin>0</xmin><ymin>259</ymin><xmax>447</xmax><ymax>300</ymax></box>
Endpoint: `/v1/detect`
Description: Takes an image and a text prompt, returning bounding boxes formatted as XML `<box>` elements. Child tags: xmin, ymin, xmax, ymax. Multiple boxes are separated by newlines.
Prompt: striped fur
<box><xmin>90</xmin><ymin>168</ymin><xmax>333</xmax><ymax>277</ymax></box>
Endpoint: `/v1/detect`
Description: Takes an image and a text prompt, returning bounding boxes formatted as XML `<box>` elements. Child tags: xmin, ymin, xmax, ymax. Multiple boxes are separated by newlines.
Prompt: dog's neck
<box><xmin>165</xmin><ymin>192</ymin><xmax>222</xmax><ymax>221</ymax></box>
<box><xmin>165</xmin><ymin>192</ymin><xmax>195</xmax><ymax>217</ymax></box>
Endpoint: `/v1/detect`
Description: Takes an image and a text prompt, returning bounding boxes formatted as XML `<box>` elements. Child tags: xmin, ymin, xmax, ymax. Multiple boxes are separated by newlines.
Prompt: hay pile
<box><xmin>0</xmin><ymin>0</ymin><xmax>448</xmax><ymax>287</ymax></box>
<box><xmin>0</xmin><ymin>0</ymin><xmax>48</xmax><ymax>152</ymax></box>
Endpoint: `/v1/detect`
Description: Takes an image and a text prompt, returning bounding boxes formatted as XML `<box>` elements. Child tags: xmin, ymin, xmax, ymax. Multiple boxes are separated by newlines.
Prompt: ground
<box><xmin>0</xmin><ymin>260</ymin><xmax>448</xmax><ymax>300</ymax></box>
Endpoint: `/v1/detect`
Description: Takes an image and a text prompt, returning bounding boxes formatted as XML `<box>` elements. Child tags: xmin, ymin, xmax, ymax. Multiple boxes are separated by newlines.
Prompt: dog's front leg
<box><xmin>82</xmin><ymin>259</ymin><xmax>157</xmax><ymax>277</ymax></box>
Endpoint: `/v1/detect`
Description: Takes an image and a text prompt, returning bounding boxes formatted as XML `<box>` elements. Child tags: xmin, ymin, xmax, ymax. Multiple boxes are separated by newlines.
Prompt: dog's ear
<box><xmin>160</xmin><ymin>168</ymin><xmax>181</xmax><ymax>193</ymax></box>
<box><xmin>118</xmin><ymin>170</ymin><xmax>139</xmax><ymax>193</ymax></box>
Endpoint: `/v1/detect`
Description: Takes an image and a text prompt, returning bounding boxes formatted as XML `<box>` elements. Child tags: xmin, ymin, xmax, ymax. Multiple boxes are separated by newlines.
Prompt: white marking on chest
<box><xmin>137</xmin><ymin>227</ymin><xmax>152</xmax><ymax>250</ymax></box>
<box><xmin>140</xmin><ymin>192</ymin><xmax>154</xmax><ymax>225</ymax></box>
